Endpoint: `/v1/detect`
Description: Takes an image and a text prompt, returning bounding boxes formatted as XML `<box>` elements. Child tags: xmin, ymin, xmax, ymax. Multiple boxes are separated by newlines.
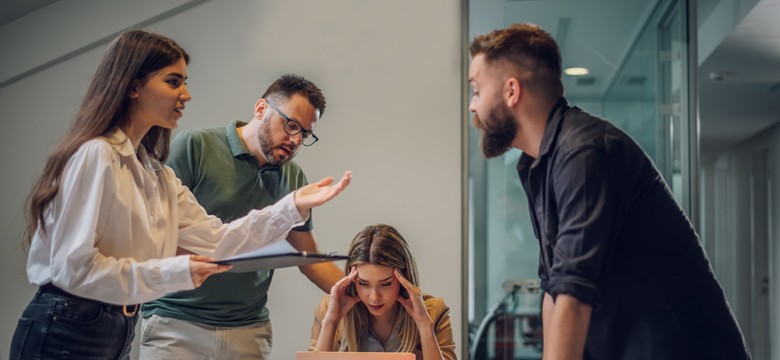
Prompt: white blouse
<box><xmin>26</xmin><ymin>127</ymin><xmax>306</xmax><ymax>306</ymax></box>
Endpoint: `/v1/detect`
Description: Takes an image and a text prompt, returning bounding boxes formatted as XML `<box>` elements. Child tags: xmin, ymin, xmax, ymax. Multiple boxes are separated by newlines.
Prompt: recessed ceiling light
<box><xmin>564</xmin><ymin>67</ymin><xmax>590</xmax><ymax>76</ymax></box>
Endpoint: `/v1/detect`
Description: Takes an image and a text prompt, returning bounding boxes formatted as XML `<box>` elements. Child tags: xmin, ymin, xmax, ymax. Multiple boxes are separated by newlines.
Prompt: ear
<box><xmin>504</xmin><ymin>77</ymin><xmax>522</xmax><ymax>108</ymax></box>
<box><xmin>254</xmin><ymin>98</ymin><xmax>268</xmax><ymax>119</ymax></box>
<box><xmin>127</xmin><ymin>79</ymin><xmax>141</xmax><ymax>99</ymax></box>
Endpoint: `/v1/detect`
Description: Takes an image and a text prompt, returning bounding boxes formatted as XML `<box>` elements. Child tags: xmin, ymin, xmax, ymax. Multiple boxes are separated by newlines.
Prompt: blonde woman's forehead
<box><xmin>355</xmin><ymin>264</ymin><xmax>394</xmax><ymax>281</ymax></box>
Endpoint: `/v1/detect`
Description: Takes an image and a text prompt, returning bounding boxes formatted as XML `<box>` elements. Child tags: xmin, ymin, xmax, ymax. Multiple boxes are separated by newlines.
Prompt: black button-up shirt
<box><xmin>517</xmin><ymin>98</ymin><xmax>750</xmax><ymax>359</ymax></box>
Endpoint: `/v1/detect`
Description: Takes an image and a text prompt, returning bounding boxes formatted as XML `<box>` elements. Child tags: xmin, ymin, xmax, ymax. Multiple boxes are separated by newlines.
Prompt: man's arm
<box><xmin>544</xmin><ymin>293</ymin><xmax>592</xmax><ymax>360</ymax></box>
<box><xmin>544</xmin><ymin>146</ymin><xmax>612</xmax><ymax>359</ymax></box>
<box><xmin>542</xmin><ymin>292</ymin><xmax>554</xmax><ymax>359</ymax></box>
<box><xmin>287</xmin><ymin>230</ymin><xmax>344</xmax><ymax>293</ymax></box>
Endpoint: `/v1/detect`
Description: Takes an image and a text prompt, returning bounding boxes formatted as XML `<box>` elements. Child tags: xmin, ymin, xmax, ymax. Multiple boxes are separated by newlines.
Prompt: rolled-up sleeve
<box><xmin>538</xmin><ymin>252</ymin><xmax>550</xmax><ymax>292</ymax></box>
<box><xmin>549</xmin><ymin>146</ymin><xmax>618</xmax><ymax>307</ymax></box>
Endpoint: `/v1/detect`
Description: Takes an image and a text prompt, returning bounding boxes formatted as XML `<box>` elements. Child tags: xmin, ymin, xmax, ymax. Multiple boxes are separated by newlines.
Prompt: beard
<box><xmin>258</xmin><ymin>119</ymin><xmax>297</xmax><ymax>166</ymax></box>
<box><xmin>477</xmin><ymin>102</ymin><xmax>518</xmax><ymax>159</ymax></box>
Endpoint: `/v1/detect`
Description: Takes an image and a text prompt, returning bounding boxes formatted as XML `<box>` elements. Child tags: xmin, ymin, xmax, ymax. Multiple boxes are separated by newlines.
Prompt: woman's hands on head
<box><xmin>324</xmin><ymin>266</ymin><xmax>362</xmax><ymax>324</ymax></box>
<box><xmin>188</xmin><ymin>255</ymin><xmax>232</xmax><ymax>288</ymax></box>
<box><xmin>395</xmin><ymin>269</ymin><xmax>433</xmax><ymax>327</ymax></box>
<box><xmin>316</xmin><ymin>265</ymin><xmax>359</xmax><ymax>352</ymax></box>
<box><xmin>294</xmin><ymin>171</ymin><xmax>352</xmax><ymax>214</ymax></box>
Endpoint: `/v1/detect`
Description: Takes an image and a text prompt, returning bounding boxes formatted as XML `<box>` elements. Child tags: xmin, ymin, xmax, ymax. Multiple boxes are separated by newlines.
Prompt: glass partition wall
<box><xmin>603</xmin><ymin>0</ymin><xmax>694</xmax><ymax>212</ymax></box>
<box><xmin>465</xmin><ymin>1</ymin><xmax>694</xmax><ymax>358</ymax></box>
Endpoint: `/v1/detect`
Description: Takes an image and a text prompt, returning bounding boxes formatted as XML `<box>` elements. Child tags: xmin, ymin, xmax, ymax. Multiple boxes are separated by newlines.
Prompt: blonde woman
<box><xmin>310</xmin><ymin>224</ymin><xmax>456</xmax><ymax>359</ymax></box>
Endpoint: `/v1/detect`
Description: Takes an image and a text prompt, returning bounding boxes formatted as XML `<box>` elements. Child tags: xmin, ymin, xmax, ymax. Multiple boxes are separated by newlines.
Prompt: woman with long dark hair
<box><xmin>310</xmin><ymin>224</ymin><xmax>456</xmax><ymax>359</ymax></box>
<box><xmin>10</xmin><ymin>30</ymin><xmax>350</xmax><ymax>359</ymax></box>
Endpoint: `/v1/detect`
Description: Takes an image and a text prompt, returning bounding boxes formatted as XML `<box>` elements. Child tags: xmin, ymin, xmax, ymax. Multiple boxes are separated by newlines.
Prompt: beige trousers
<box><xmin>139</xmin><ymin>314</ymin><xmax>272</xmax><ymax>360</ymax></box>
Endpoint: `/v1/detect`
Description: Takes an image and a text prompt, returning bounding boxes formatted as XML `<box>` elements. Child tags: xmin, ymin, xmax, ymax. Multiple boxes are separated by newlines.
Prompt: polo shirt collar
<box><xmin>227</xmin><ymin>120</ymin><xmax>283</xmax><ymax>172</ymax></box>
<box><xmin>226</xmin><ymin>120</ymin><xmax>251</xmax><ymax>158</ymax></box>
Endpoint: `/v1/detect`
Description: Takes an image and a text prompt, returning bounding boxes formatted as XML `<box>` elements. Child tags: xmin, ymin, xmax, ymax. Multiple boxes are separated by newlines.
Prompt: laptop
<box><xmin>296</xmin><ymin>351</ymin><xmax>415</xmax><ymax>360</ymax></box>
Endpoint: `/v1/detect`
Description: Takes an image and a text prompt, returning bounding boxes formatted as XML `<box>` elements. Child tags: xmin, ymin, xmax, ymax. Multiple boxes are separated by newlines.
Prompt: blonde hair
<box><xmin>337</xmin><ymin>224</ymin><xmax>420</xmax><ymax>353</ymax></box>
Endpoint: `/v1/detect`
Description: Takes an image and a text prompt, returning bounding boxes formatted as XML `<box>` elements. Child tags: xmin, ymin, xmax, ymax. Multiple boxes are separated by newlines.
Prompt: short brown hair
<box><xmin>262</xmin><ymin>74</ymin><xmax>326</xmax><ymax>117</ymax></box>
<box><xmin>469</xmin><ymin>23</ymin><xmax>563</xmax><ymax>100</ymax></box>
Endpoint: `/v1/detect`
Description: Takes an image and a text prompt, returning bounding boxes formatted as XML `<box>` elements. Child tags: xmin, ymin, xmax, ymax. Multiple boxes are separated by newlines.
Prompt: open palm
<box><xmin>294</xmin><ymin>171</ymin><xmax>352</xmax><ymax>212</ymax></box>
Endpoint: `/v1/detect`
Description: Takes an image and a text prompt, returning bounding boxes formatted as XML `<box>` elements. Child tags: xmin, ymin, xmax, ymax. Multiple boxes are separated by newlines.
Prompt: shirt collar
<box><xmin>102</xmin><ymin>127</ymin><xmax>163</xmax><ymax>171</ymax></box>
<box><xmin>227</xmin><ymin>119</ymin><xmax>251</xmax><ymax>158</ymax></box>
<box><xmin>538</xmin><ymin>97</ymin><xmax>570</xmax><ymax>158</ymax></box>
<box><xmin>228</xmin><ymin>119</ymin><xmax>283</xmax><ymax>172</ymax></box>
<box><xmin>103</xmin><ymin>127</ymin><xmax>135</xmax><ymax>157</ymax></box>
<box><xmin>516</xmin><ymin>97</ymin><xmax>570</xmax><ymax>173</ymax></box>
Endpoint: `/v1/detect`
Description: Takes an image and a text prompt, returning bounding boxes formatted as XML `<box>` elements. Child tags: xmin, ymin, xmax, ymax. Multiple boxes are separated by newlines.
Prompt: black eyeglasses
<box><xmin>264</xmin><ymin>100</ymin><xmax>319</xmax><ymax>146</ymax></box>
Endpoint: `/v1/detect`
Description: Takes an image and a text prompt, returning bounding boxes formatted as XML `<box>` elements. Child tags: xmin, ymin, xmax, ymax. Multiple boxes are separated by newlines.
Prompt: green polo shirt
<box><xmin>141</xmin><ymin>120</ymin><xmax>312</xmax><ymax>326</ymax></box>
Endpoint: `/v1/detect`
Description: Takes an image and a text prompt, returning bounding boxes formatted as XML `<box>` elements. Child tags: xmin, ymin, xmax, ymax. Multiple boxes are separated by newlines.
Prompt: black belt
<box><xmin>39</xmin><ymin>283</ymin><xmax>139</xmax><ymax>317</ymax></box>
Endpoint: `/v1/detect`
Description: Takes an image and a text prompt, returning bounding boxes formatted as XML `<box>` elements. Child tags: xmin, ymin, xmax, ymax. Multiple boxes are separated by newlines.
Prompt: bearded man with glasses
<box><xmin>140</xmin><ymin>74</ymin><xmax>343</xmax><ymax>359</ymax></box>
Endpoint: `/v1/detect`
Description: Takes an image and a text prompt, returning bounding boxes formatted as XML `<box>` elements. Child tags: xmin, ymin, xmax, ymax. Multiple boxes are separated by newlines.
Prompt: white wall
<box><xmin>700</xmin><ymin>121</ymin><xmax>780</xmax><ymax>360</ymax></box>
<box><xmin>0</xmin><ymin>1</ymin><xmax>464</xmax><ymax>358</ymax></box>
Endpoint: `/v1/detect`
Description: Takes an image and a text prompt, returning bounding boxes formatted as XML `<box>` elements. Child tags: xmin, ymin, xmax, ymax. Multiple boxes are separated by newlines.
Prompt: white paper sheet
<box><xmin>219</xmin><ymin>240</ymin><xmax>298</xmax><ymax>262</ymax></box>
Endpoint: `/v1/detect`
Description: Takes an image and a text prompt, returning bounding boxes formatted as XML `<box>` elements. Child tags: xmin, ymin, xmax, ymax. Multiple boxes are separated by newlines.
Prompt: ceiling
<box><xmin>0</xmin><ymin>0</ymin><xmax>57</xmax><ymax>27</ymax></box>
<box><xmin>698</xmin><ymin>0</ymin><xmax>780</xmax><ymax>158</ymax></box>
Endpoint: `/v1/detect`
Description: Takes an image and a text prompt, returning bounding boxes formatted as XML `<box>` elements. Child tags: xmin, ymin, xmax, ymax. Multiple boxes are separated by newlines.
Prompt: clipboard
<box><xmin>212</xmin><ymin>251</ymin><xmax>349</xmax><ymax>273</ymax></box>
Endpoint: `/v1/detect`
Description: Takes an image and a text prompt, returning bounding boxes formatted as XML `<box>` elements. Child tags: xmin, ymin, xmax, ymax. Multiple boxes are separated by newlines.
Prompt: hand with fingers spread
<box><xmin>324</xmin><ymin>266</ymin><xmax>362</xmax><ymax>324</ymax></box>
<box><xmin>189</xmin><ymin>255</ymin><xmax>232</xmax><ymax>288</ymax></box>
<box><xmin>294</xmin><ymin>171</ymin><xmax>352</xmax><ymax>215</ymax></box>
<box><xmin>395</xmin><ymin>269</ymin><xmax>433</xmax><ymax>326</ymax></box>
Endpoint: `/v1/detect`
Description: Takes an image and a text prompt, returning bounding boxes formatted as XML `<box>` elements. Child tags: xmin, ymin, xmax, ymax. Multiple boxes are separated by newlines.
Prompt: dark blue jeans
<box><xmin>10</xmin><ymin>285</ymin><xmax>138</xmax><ymax>360</ymax></box>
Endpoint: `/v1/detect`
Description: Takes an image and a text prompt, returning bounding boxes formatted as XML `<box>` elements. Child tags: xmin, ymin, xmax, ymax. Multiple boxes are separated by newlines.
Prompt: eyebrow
<box><xmin>289</xmin><ymin>116</ymin><xmax>309</xmax><ymax>130</ymax></box>
<box><xmin>270</xmin><ymin>103</ymin><xmax>313</xmax><ymax>132</ymax></box>
<box><xmin>284</xmin><ymin>114</ymin><xmax>314</xmax><ymax>134</ymax></box>
<box><xmin>168</xmin><ymin>72</ymin><xmax>188</xmax><ymax>80</ymax></box>
<box><xmin>357</xmin><ymin>275</ymin><xmax>394</xmax><ymax>283</ymax></box>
